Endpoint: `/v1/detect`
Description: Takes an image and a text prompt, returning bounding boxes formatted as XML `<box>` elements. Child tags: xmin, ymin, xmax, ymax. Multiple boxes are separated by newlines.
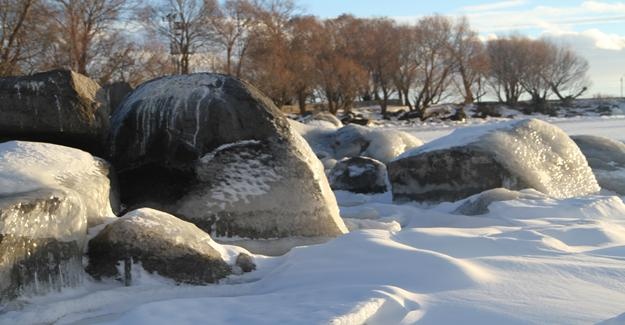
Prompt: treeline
<box><xmin>1</xmin><ymin>0</ymin><xmax>590</xmax><ymax>116</ymax></box>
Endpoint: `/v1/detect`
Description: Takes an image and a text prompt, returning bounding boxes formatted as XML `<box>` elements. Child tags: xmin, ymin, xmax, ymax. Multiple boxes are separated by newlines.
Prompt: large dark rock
<box><xmin>0</xmin><ymin>69</ymin><xmax>109</xmax><ymax>155</ymax></box>
<box><xmin>103</xmin><ymin>81</ymin><xmax>133</xmax><ymax>117</ymax></box>
<box><xmin>87</xmin><ymin>208</ymin><xmax>231</xmax><ymax>285</ymax></box>
<box><xmin>0</xmin><ymin>189</ymin><xmax>86</xmax><ymax>303</ymax></box>
<box><xmin>388</xmin><ymin>119</ymin><xmax>599</xmax><ymax>203</ymax></box>
<box><xmin>329</xmin><ymin>157</ymin><xmax>388</xmax><ymax>193</ymax></box>
<box><xmin>572</xmin><ymin>135</ymin><xmax>625</xmax><ymax>195</ymax></box>
<box><xmin>109</xmin><ymin>74</ymin><xmax>347</xmax><ymax>255</ymax></box>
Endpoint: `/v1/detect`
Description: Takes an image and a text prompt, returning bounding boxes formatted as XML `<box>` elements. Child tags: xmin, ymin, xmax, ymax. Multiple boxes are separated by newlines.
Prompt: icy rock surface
<box><xmin>87</xmin><ymin>208</ymin><xmax>231</xmax><ymax>285</ymax></box>
<box><xmin>0</xmin><ymin>69</ymin><xmax>109</xmax><ymax>155</ymax></box>
<box><xmin>0</xmin><ymin>141</ymin><xmax>117</xmax><ymax>226</ymax></box>
<box><xmin>177</xmin><ymin>139</ymin><xmax>348</xmax><ymax>255</ymax></box>
<box><xmin>328</xmin><ymin>157</ymin><xmax>388</xmax><ymax>194</ymax></box>
<box><xmin>302</xmin><ymin>112</ymin><xmax>343</xmax><ymax>127</ymax></box>
<box><xmin>390</xmin><ymin>119</ymin><xmax>600</xmax><ymax>202</ymax></box>
<box><xmin>453</xmin><ymin>188</ymin><xmax>543</xmax><ymax>215</ymax></box>
<box><xmin>0</xmin><ymin>188</ymin><xmax>86</xmax><ymax>303</ymax></box>
<box><xmin>109</xmin><ymin>74</ymin><xmax>347</xmax><ymax>255</ymax></box>
<box><xmin>572</xmin><ymin>135</ymin><xmax>625</xmax><ymax>195</ymax></box>
<box><xmin>292</xmin><ymin>121</ymin><xmax>423</xmax><ymax>164</ymax></box>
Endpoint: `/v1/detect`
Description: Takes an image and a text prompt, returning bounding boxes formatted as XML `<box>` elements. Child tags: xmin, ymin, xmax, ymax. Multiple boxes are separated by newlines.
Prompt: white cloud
<box><xmin>462</xmin><ymin>0</ymin><xmax>526</xmax><ymax>12</ymax></box>
<box><xmin>581</xmin><ymin>1</ymin><xmax>625</xmax><ymax>13</ymax></box>
<box><xmin>548</xmin><ymin>28</ymin><xmax>625</xmax><ymax>50</ymax></box>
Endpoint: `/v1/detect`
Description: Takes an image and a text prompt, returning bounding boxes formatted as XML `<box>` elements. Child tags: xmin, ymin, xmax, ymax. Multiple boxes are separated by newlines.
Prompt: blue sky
<box><xmin>296</xmin><ymin>0</ymin><xmax>625</xmax><ymax>95</ymax></box>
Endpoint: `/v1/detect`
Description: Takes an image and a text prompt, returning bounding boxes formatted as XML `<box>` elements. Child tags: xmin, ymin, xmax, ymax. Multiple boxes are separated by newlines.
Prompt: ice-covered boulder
<box><xmin>292</xmin><ymin>122</ymin><xmax>423</xmax><ymax>164</ymax></box>
<box><xmin>329</xmin><ymin>157</ymin><xmax>388</xmax><ymax>193</ymax></box>
<box><xmin>0</xmin><ymin>141</ymin><xmax>118</xmax><ymax>226</ymax></box>
<box><xmin>109</xmin><ymin>74</ymin><xmax>347</xmax><ymax>255</ymax></box>
<box><xmin>332</xmin><ymin>125</ymin><xmax>423</xmax><ymax>163</ymax></box>
<box><xmin>87</xmin><ymin>208</ymin><xmax>231</xmax><ymax>285</ymax></box>
<box><xmin>304</xmin><ymin>112</ymin><xmax>343</xmax><ymax>128</ymax></box>
<box><xmin>0</xmin><ymin>188</ymin><xmax>86</xmax><ymax>302</ymax></box>
<box><xmin>572</xmin><ymin>135</ymin><xmax>625</xmax><ymax>195</ymax></box>
<box><xmin>0</xmin><ymin>69</ymin><xmax>109</xmax><ymax>155</ymax></box>
<box><xmin>453</xmin><ymin>188</ymin><xmax>544</xmax><ymax>215</ymax></box>
<box><xmin>389</xmin><ymin>119</ymin><xmax>600</xmax><ymax>203</ymax></box>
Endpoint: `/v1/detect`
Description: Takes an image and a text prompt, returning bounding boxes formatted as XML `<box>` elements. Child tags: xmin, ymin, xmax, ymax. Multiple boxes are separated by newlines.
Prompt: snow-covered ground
<box><xmin>3</xmin><ymin>114</ymin><xmax>625</xmax><ymax>324</ymax></box>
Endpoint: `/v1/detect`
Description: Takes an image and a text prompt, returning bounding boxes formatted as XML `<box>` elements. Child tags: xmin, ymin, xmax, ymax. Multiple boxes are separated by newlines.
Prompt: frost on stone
<box><xmin>0</xmin><ymin>188</ymin><xmax>86</xmax><ymax>302</ymax></box>
<box><xmin>0</xmin><ymin>141</ymin><xmax>117</xmax><ymax>226</ymax></box>
<box><xmin>176</xmin><ymin>136</ymin><xmax>348</xmax><ymax>255</ymax></box>
<box><xmin>392</xmin><ymin>119</ymin><xmax>600</xmax><ymax>201</ymax></box>
<box><xmin>572</xmin><ymin>135</ymin><xmax>625</xmax><ymax>195</ymax></box>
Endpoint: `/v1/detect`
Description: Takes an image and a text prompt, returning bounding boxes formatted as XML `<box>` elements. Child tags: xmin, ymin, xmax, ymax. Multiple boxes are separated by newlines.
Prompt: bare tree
<box><xmin>487</xmin><ymin>36</ymin><xmax>526</xmax><ymax>105</ymax></box>
<box><xmin>545</xmin><ymin>44</ymin><xmax>590</xmax><ymax>102</ymax></box>
<box><xmin>448</xmin><ymin>16</ymin><xmax>488</xmax><ymax>104</ymax></box>
<box><xmin>49</xmin><ymin>0</ymin><xmax>127</xmax><ymax>75</ymax></box>
<box><xmin>517</xmin><ymin>38</ymin><xmax>553</xmax><ymax>105</ymax></box>
<box><xmin>287</xmin><ymin>15</ymin><xmax>322</xmax><ymax>114</ymax></box>
<box><xmin>207</xmin><ymin>0</ymin><xmax>257</xmax><ymax>76</ymax></box>
<box><xmin>315</xmin><ymin>17</ymin><xmax>368</xmax><ymax>115</ymax></box>
<box><xmin>394</xmin><ymin>25</ymin><xmax>419</xmax><ymax>109</ymax></box>
<box><xmin>140</xmin><ymin>0</ymin><xmax>214</xmax><ymax>74</ymax></box>
<box><xmin>0</xmin><ymin>0</ymin><xmax>55</xmax><ymax>75</ymax></box>
<box><xmin>363</xmin><ymin>18</ymin><xmax>400</xmax><ymax>117</ymax></box>
<box><xmin>411</xmin><ymin>15</ymin><xmax>455</xmax><ymax>118</ymax></box>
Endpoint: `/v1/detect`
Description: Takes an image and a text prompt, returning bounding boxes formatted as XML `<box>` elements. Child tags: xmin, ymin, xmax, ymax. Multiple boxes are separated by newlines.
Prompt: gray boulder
<box><xmin>87</xmin><ymin>208</ymin><xmax>231</xmax><ymax>285</ymax></box>
<box><xmin>0</xmin><ymin>188</ymin><xmax>86</xmax><ymax>303</ymax></box>
<box><xmin>389</xmin><ymin>119</ymin><xmax>599</xmax><ymax>203</ymax></box>
<box><xmin>0</xmin><ymin>69</ymin><xmax>109</xmax><ymax>155</ymax></box>
<box><xmin>109</xmin><ymin>74</ymin><xmax>347</xmax><ymax>255</ymax></box>
<box><xmin>572</xmin><ymin>135</ymin><xmax>625</xmax><ymax>195</ymax></box>
<box><xmin>329</xmin><ymin>157</ymin><xmax>388</xmax><ymax>193</ymax></box>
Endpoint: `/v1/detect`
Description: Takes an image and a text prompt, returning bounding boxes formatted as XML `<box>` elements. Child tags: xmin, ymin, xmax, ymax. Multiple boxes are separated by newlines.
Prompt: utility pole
<box><xmin>621</xmin><ymin>76</ymin><xmax>623</xmax><ymax>98</ymax></box>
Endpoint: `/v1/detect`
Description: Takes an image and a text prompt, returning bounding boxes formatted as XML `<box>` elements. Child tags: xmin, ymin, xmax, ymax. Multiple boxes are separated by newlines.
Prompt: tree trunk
<box><xmin>297</xmin><ymin>90</ymin><xmax>307</xmax><ymax>115</ymax></box>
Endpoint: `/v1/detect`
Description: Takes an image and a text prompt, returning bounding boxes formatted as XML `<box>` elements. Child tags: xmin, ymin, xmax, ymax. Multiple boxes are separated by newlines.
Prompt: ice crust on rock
<box><xmin>291</xmin><ymin>120</ymin><xmax>423</xmax><ymax>164</ymax></box>
<box><xmin>87</xmin><ymin>208</ymin><xmax>232</xmax><ymax>284</ymax></box>
<box><xmin>0</xmin><ymin>141</ymin><xmax>116</xmax><ymax>226</ymax></box>
<box><xmin>0</xmin><ymin>141</ymin><xmax>117</xmax><ymax>302</ymax></box>
<box><xmin>0</xmin><ymin>189</ymin><xmax>86</xmax><ymax>302</ymax></box>
<box><xmin>393</xmin><ymin>119</ymin><xmax>600</xmax><ymax>201</ymax></box>
<box><xmin>572</xmin><ymin>134</ymin><xmax>625</xmax><ymax>195</ymax></box>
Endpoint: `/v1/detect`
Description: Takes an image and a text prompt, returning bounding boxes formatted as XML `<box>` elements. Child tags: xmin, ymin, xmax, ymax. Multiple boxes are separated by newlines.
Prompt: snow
<box><xmin>0</xmin><ymin>141</ymin><xmax>116</xmax><ymax>226</ymax></box>
<box><xmin>4</xmin><ymin>115</ymin><xmax>625</xmax><ymax>324</ymax></box>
